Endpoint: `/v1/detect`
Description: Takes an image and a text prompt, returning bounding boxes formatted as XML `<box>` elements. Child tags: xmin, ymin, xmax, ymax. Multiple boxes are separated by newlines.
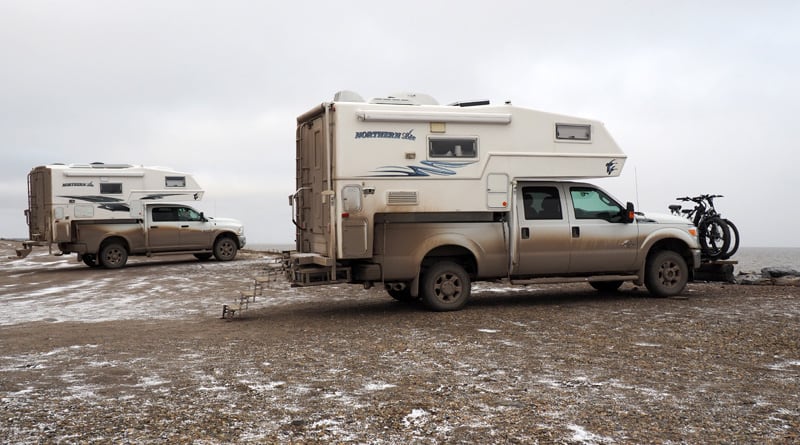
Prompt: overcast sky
<box><xmin>2</xmin><ymin>0</ymin><xmax>798</xmax><ymax>247</ymax></box>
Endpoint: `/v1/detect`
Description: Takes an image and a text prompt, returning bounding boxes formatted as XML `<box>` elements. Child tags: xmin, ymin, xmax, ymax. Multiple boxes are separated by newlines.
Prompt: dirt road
<box><xmin>1</xmin><ymin>240</ymin><xmax>798</xmax><ymax>443</ymax></box>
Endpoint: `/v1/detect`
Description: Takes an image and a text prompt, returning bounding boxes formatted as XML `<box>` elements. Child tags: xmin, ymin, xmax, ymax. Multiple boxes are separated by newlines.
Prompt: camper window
<box><xmin>100</xmin><ymin>183</ymin><xmax>122</xmax><ymax>194</ymax></box>
<box><xmin>165</xmin><ymin>176</ymin><xmax>186</xmax><ymax>187</ymax></box>
<box><xmin>429</xmin><ymin>137</ymin><xmax>477</xmax><ymax>158</ymax></box>
<box><xmin>555</xmin><ymin>124</ymin><xmax>591</xmax><ymax>141</ymax></box>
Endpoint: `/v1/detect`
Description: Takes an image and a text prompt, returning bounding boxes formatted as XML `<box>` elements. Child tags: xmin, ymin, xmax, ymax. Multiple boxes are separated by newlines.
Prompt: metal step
<box><xmin>292</xmin><ymin>266</ymin><xmax>351</xmax><ymax>286</ymax></box>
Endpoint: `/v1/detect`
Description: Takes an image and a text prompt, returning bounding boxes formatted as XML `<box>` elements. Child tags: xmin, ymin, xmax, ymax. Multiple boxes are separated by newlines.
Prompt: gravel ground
<box><xmin>1</xmin><ymin>240</ymin><xmax>799</xmax><ymax>444</ymax></box>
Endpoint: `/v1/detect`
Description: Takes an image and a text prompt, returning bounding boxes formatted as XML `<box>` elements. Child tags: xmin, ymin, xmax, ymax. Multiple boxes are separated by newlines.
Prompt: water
<box><xmin>730</xmin><ymin>247</ymin><xmax>800</xmax><ymax>273</ymax></box>
<box><xmin>247</xmin><ymin>243</ymin><xmax>800</xmax><ymax>275</ymax></box>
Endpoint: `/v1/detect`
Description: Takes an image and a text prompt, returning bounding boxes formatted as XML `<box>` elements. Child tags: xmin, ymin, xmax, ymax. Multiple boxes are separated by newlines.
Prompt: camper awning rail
<box><xmin>356</xmin><ymin>110</ymin><xmax>512</xmax><ymax>124</ymax></box>
<box><xmin>63</xmin><ymin>171</ymin><xmax>145</xmax><ymax>177</ymax></box>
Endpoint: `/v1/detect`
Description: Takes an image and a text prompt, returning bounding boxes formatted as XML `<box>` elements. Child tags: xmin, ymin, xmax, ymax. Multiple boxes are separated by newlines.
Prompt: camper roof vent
<box><xmin>333</xmin><ymin>90</ymin><xmax>365</xmax><ymax>102</ymax></box>
<box><xmin>370</xmin><ymin>92</ymin><xmax>438</xmax><ymax>106</ymax></box>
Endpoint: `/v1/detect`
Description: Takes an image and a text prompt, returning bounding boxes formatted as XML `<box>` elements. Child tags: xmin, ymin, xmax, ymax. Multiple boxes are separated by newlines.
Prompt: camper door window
<box><xmin>429</xmin><ymin>137</ymin><xmax>477</xmax><ymax>158</ymax></box>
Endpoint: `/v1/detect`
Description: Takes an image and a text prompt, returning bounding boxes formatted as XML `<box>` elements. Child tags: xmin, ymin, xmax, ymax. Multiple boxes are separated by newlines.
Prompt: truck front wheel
<box><xmin>213</xmin><ymin>236</ymin><xmax>238</xmax><ymax>261</ymax></box>
<box><xmin>645</xmin><ymin>250</ymin><xmax>688</xmax><ymax>297</ymax></box>
<box><xmin>99</xmin><ymin>242</ymin><xmax>128</xmax><ymax>269</ymax></box>
<box><xmin>420</xmin><ymin>261</ymin><xmax>471</xmax><ymax>311</ymax></box>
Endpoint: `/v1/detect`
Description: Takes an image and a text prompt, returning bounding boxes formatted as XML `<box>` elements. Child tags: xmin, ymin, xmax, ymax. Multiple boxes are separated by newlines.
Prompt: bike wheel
<box><xmin>720</xmin><ymin>218</ymin><xmax>740</xmax><ymax>260</ymax></box>
<box><xmin>698</xmin><ymin>216</ymin><xmax>731</xmax><ymax>261</ymax></box>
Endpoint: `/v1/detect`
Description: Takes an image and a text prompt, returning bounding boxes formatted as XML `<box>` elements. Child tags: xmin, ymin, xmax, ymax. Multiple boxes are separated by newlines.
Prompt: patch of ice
<box><xmin>363</xmin><ymin>382</ymin><xmax>396</xmax><ymax>391</ymax></box>
<box><xmin>766</xmin><ymin>359</ymin><xmax>800</xmax><ymax>371</ymax></box>
<box><xmin>633</xmin><ymin>342</ymin><xmax>661</xmax><ymax>347</ymax></box>
<box><xmin>402</xmin><ymin>408</ymin><xmax>429</xmax><ymax>427</ymax></box>
<box><xmin>478</xmin><ymin>329</ymin><xmax>499</xmax><ymax>333</ymax></box>
<box><xmin>567</xmin><ymin>424</ymin><xmax>615</xmax><ymax>444</ymax></box>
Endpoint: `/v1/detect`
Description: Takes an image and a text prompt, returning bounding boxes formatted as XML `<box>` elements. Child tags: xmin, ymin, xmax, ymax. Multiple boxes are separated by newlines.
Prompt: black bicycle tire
<box><xmin>720</xmin><ymin>218</ymin><xmax>740</xmax><ymax>259</ymax></box>
<box><xmin>698</xmin><ymin>216</ymin><xmax>731</xmax><ymax>261</ymax></box>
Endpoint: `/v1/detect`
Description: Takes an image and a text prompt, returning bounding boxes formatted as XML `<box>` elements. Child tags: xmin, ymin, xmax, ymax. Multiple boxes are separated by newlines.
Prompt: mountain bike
<box><xmin>669</xmin><ymin>194</ymin><xmax>739</xmax><ymax>261</ymax></box>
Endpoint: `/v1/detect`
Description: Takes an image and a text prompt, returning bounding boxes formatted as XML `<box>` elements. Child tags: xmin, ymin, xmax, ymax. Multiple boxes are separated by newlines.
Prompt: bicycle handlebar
<box><xmin>675</xmin><ymin>194</ymin><xmax>724</xmax><ymax>202</ymax></box>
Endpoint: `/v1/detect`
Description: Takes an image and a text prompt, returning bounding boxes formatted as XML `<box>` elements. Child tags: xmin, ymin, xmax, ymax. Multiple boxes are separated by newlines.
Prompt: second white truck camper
<box><xmin>288</xmin><ymin>91</ymin><xmax>702</xmax><ymax>310</ymax></box>
<box><xmin>19</xmin><ymin>163</ymin><xmax>246</xmax><ymax>268</ymax></box>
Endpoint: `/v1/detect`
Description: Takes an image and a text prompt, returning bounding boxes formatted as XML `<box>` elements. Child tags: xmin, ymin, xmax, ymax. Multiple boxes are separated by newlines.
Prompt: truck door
<box><xmin>174</xmin><ymin>206</ymin><xmax>211</xmax><ymax>249</ymax></box>
<box><xmin>295</xmin><ymin>113</ymin><xmax>331</xmax><ymax>255</ymax></box>
<box><xmin>514</xmin><ymin>185</ymin><xmax>571</xmax><ymax>275</ymax></box>
<box><xmin>566</xmin><ymin>185</ymin><xmax>639</xmax><ymax>273</ymax></box>
<box><xmin>148</xmin><ymin>206</ymin><xmax>182</xmax><ymax>250</ymax></box>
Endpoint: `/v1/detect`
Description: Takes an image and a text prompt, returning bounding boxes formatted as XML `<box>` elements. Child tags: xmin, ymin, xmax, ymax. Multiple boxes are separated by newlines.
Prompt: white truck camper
<box><xmin>288</xmin><ymin>91</ymin><xmax>702</xmax><ymax>311</ymax></box>
<box><xmin>18</xmin><ymin>163</ymin><xmax>246</xmax><ymax>268</ymax></box>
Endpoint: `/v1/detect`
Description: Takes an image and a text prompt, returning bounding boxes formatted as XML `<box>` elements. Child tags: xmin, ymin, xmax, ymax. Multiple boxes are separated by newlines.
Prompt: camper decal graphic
<box><xmin>62</xmin><ymin>181</ymin><xmax>94</xmax><ymax>187</ymax></box>
<box><xmin>59</xmin><ymin>195</ymin><xmax>130</xmax><ymax>212</ymax></box>
<box><xmin>605</xmin><ymin>159</ymin><xmax>618</xmax><ymax>175</ymax></box>
<box><xmin>370</xmin><ymin>160</ymin><xmax>475</xmax><ymax>177</ymax></box>
<box><xmin>355</xmin><ymin>129</ymin><xmax>416</xmax><ymax>141</ymax></box>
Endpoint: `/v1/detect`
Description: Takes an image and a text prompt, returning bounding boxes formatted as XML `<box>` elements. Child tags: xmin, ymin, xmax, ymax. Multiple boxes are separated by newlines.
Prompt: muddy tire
<box><xmin>213</xmin><ymin>236</ymin><xmax>238</xmax><ymax>261</ymax></box>
<box><xmin>420</xmin><ymin>261</ymin><xmax>471</xmax><ymax>311</ymax></box>
<box><xmin>590</xmin><ymin>281</ymin><xmax>623</xmax><ymax>292</ymax></box>
<box><xmin>82</xmin><ymin>254</ymin><xmax>100</xmax><ymax>268</ymax></box>
<box><xmin>386</xmin><ymin>283</ymin><xmax>415</xmax><ymax>302</ymax></box>
<box><xmin>98</xmin><ymin>242</ymin><xmax>128</xmax><ymax>269</ymax></box>
<box><xmin>645</xmin><ymin>250</ymin><xmax>688</xmax><ymax>297</ymax></box>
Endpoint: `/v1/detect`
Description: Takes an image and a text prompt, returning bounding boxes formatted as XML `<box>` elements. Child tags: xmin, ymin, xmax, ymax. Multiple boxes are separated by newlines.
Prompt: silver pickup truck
<box><xmin>58</xmin><ymin>203</ymin><xmax>246</xmax><ymax>268</ymax></box>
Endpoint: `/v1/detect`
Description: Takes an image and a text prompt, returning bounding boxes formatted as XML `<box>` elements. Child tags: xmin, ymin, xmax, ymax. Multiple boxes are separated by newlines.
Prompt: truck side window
<box><xmin>152</xmin><ymin>207</ymin><xmax>178</xmax><ymax>222</ymax></box>
<box><xmin>429</xmin><ymin>137</ymin><xmax>477</xmax><ymax>158</ymax></box>
<box><xmin>521</xmin><ymin>186</ymin><xmax>562</xmax><ymax>220</ymax></box>
<box><xmin>177</xmin><ymin>207</ymin><xmax>202</xmax><ymax>221</ymax></box>
<box><xmin>570</xmin><ymin>187</ymin><xmax>625</xmax><ymax>222</ymax></box>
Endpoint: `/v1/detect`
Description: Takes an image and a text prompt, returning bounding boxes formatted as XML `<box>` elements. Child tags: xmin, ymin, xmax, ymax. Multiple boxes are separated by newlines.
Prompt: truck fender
<box><xmin>637</xmin><ymin>227</ymin><xmax>699</xmax><ymax>281</ymax></box>
<box><xmin>407</xmin><ymin>233</ymin><xmax>484</xmax><ymax>297</ymax></box>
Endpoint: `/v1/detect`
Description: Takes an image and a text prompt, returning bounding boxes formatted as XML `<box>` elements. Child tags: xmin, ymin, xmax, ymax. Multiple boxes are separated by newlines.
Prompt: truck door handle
<box><xmin>572</xmin><ymin>226</ymin><xmax>580</xmax><ymax>238</ymax></box>
<box><xmin>521</xmin><ymin>227</ymin><xmax>530</xmax><ymax>239</ymax></box>
<box><xmin>151</xmin><ymin>225</ymin><xmax>159</xmax><ymax>229</ymax></box>
<box><xmin>181</xmin><ymin>225</ymin><xmax>189</xmax><ymax>228</ymax></box>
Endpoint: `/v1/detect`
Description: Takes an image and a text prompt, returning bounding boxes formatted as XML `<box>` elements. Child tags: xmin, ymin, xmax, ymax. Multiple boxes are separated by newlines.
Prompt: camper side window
<box><xmin>429</xmin><ymin>138</ymin><xmax>477</xmax><ymax>158</ymax></box>
<box><xmin>165</xmin><ymin>176</ymin><xmax>186</xmax><ymax>187</ymax></box>
<box><xmin>100</xmin><ymin>183</ymin><xmax>122</xmax><ymax>194</ymax></box>
<box><xmin>555</xmin><ymin>124</ymin><xmax>591</xmax><ymax>141</ymax></box>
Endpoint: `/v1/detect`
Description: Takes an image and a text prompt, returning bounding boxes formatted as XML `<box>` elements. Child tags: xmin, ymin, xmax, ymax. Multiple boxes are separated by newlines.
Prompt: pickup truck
<box><xmin>60</xmin><ymin>203</ymin><xmax>246</xmax><ymax>268</ymax></box>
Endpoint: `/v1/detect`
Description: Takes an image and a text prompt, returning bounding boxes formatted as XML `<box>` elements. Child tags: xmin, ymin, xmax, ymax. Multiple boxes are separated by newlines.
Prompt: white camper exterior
<box><xmin>20</xmin><ymin>163</ymin><xmax>245</xmax><ymax>268</ymax></box>
<box><xmin>290</xmin><ymin>92</ymin><xmax>701</xmax><ymax>310</ymax></box>
<box><xmin>294</xmin><ymin>93</ymin><xmax>627</xmax><ymax>262</ymax></box>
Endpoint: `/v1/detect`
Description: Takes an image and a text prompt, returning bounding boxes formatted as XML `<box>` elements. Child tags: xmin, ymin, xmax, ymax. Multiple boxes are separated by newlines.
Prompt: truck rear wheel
<box><xmin>645</xmin><ymin>250</ymin><xmax>688</xmax><ymax>297</ymax></box>
<box><xmin>99</xmin><ymin>242</ymin><xmax>128</xmax><ymax>269</ymax></box>
<box><xmin>213</xmin><ymin>236</ymin><xmax>238</xmax><ymax>261</ymax></box>
<box><xmin>386</xmin><ymin>283</ymin><xmax>415</xmax><ymax>302</ymax></box>
<box><xmin>82</xmin><ymin>254</ymin><xmax>100</xmax><ymax>267</ymax></box>
<box><xmin>420</xmin><ymin>261</ymin><xmax>471</xmax><ymax>311</ymax></box>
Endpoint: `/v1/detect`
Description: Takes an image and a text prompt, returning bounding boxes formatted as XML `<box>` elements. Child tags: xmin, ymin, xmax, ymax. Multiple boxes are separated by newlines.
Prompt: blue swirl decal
<box><xmin>369</xmin><ymin>160</ymin><xmax>475</xmax><ymax>177</ymax></box>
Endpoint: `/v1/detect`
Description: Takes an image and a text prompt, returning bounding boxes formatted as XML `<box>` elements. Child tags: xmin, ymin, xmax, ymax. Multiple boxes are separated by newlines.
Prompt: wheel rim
<box><xmin>217</xmin><ymin>239</ymin><xmax>235</xmax><ymax>259</ymax></box>
<box><xmin>433</xmin><ymin>272</ymin><xmax>462</xmax><ymax>302</ymax></box>
<box><xmin>658</xmin><ymin>259</ymin><xmax>682</xmax><ymax>288</ymax></box>
<box><xmin>104</xmin><ymin>248</ymin><xmax>123</xmax><ymax>266</ymax></box>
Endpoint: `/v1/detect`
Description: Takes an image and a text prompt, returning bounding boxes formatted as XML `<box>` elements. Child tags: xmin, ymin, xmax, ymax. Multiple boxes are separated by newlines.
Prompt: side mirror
<box><xmin>624</xmin><ymin>202</ymin><xmax>635</xmax><ymax>223</ymax></box>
